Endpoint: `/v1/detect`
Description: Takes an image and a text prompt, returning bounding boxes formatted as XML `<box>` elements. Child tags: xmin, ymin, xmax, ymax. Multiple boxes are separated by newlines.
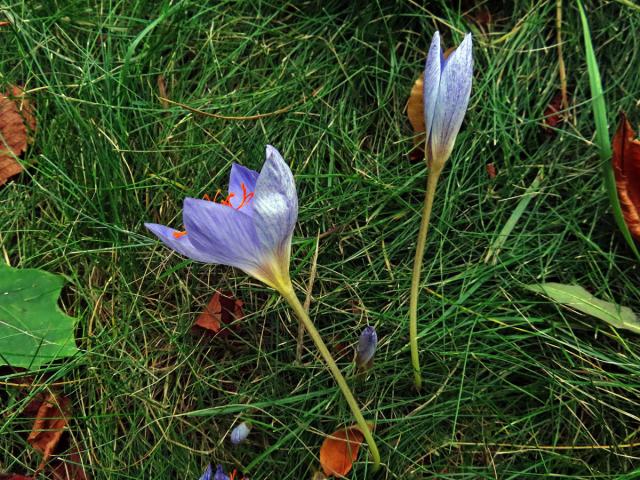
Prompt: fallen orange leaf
<box><xmin>319</xmin><ymin>425</ymin><xmax>365</xmax><ymax>477</ymax></box>
<box><xmin>27</xmin><ymin>392</ymin><xmax>71</xmax><ymax>471</ymax></box>
<box><xmin>195</xmin><ymin>291</ymin><xmax>244</xmax><ymax>334</ymax></box>
<box><xmin>406</xmin><ymin>73</ymin><xmax>425</xmax><ymax>162</ymax></box>
<box><xmin>612</xmin><ymin>112</ymin><xmax>640</xmax><ymax>241</ymax></box>
<box><xmin>0</xmin><ymin>85</ymin><xmax>36</xmax><ymax>185</ymax></box>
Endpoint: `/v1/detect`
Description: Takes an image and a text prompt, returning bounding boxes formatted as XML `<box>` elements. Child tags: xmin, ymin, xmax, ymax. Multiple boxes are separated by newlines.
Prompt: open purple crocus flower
<box><xmin>145</xmin><ymin>145</ymin><xmax>297</xmax><ymax>291</ymax></box>
<box><xmin>423</xmin><ymin>31</ymin><xmax>473</xmax><ymax>167</ymax></box>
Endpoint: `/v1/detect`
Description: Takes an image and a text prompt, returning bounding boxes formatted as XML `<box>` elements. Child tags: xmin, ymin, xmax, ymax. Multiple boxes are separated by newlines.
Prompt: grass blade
<box><xmin>577</xmin><ymin>0</ymin><xmax>640</xmax><ymax>260</ymax></box>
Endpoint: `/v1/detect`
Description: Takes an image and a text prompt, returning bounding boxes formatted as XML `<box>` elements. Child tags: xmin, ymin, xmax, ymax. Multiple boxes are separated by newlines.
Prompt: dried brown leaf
<box><xmin>319</xmin><ymin>425</ymin><xmax>365</xmax><ymax>477</ymax></box>
<box><xmin>27</xmin><ymin>392</ymin><xmax>71</xmax><ymax>471</ymax></box>
<box><xmin>0</xmin><ymin>86</ymin><xmax>36</xmax><ymax>185</ymax></box>
<box><xmin>0</xmin><ymin>475</ymin><xmax>34</xmax><ymax>480</ymax></box>
<box><xmin>612</xmin><ymin>112</ymin><xmax>640</xmax><ymax>240</ymax></box>
<box><xmin>407</xmin><ymin>73</ymin><xmax>426</xmax><ymax>161</ymax></box>
<box><xmin>542</xmin><ymin>91</ymin><xmax>570</xmax><ymax>134</ymax></box>
<box><xmin>486</xmin><ymin>163</ymin><xmax>497</xmax><ymax>179</ymax></box>
<box><xmin>157</xmin><ymin>76</ymin><xmax>169</xmax><ymax>109</ymax></box>
<box><xmin>195</xmin><ymin>291</ymin><xmax>244</xmax><ymax>334</ymax></box>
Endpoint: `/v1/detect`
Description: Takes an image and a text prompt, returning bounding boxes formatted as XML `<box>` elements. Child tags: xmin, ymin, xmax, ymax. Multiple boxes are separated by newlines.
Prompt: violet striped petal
<box><xmin>144</xmin><ymin>223</ymin><xmax>220</xmax><ymax>263</ymax></box>
<box><xmin>430</xmin><ymin>33</ymin><xmax>473</xmax><ymax>165</ymax></box>
<box><xmin>253</xmin><ymin>145</ymin><xmax>298</xmax><ymax>260</ymax></box>
<box><xmin>423</xmin><ymin>31</ymin><xmax>442</xmax><ymax>143</ymax></box>
<box><xmin>228</xmin><ymin>163</ymin><xmax>259</xmax><ymax>210</ymax></box>
<box><xmin>182</xmin><ymin>198</ymin><xmax>266</xmax><ymax>276</ymax></box>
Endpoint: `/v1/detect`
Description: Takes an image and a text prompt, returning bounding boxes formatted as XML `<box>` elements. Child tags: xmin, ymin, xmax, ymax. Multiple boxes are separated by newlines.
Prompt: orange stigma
<box><xmin>202</xmin><ymin>183</ymin><xmax>254</xmax><ymax>210</ymax></box>
<box><xmin>172</xmin><ymin>230</ymin><xmax>187</xmax><ymax>239</ymax></box>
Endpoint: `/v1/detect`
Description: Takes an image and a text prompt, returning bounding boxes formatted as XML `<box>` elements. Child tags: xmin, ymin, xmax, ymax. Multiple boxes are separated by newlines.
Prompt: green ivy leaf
<box><xmin>0</xmin><ymin>265</ymin><xmax>79</xmax><ymax>369</ymax></box>
<box><xmin>526</xmin><ymin>282</ymin><xmax>640</xmax><ymax>334</ymax></box>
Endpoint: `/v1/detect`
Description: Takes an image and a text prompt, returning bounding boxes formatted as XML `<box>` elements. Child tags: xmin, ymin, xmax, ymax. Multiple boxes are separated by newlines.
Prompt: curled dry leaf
<box><xmin>319</xmin><ymin>425</ymin><xmax>366</xmax><ymax>477</ymax></box>
<box><xmin>612</xmin><ymin>112</ymin><xmax>640</xmax><ymax>240</ymax></box>
<box><xmin>195</xmin><ymin>291</ymin><xmax>244</xmax><ymax>334</ymax></box>
<box><xmin>542</xmin><ymin>91</ymin><xmax>568</xmax><ymax>134</ymax></box>
<box><xmin>27</xmin><ymin>392</ymin><xmax>71</xmax><ymax>471</ymax></box>
<box><xmin>407</xmin><ymin>73</ymin><xmax>426</xmax><ymax>162</ymax></box>
<box><xmin>486</xmin><ymin>162</ymin><xmax>497</xmax><ymax>179</ymax></box>
<box><xmin>157</xmin><ymin>75</ymin><xmax>170</xmax><ymax>109</ymax></box>
<box><xmin>0</xmin><ymin>86</ymin><xmax>36</xmax><ymax>185</ymax></box>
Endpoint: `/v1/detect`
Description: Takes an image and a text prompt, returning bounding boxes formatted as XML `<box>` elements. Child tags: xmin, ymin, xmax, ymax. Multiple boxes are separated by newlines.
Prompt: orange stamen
<box><xmin>172</xmin><ymin>230</ymin><xmax>187</xmax><ymax>239</ymax></box>
<box><xmin>204</xmin><ymin>185</ymin><xmax>254</xmax><ymax>209</ymax></box>
<box><xmin>221</xmin><ymin>192</ymin><xmax>235</xmax><ymax>207</ymax></box>
<box><xmin>236</xmin><ymin>182</ymin><xmax>254</xmax><ymax>210</ymax></box>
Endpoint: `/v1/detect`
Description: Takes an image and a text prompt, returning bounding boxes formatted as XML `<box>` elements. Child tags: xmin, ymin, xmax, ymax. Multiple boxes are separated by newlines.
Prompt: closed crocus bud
<box><xmin>423</xmin><ymin>32</ymin><xmax>473</xmax><ymax>169</ymax></box>
<box><xmin>355</xmin><ymin>326</ymin><xmax>377</xmax><ymax>368</ymax></box>
<box><xmin>230</xmin><ymin>422</ymin><xmax>251</xmax><ymax>445</ymax></box>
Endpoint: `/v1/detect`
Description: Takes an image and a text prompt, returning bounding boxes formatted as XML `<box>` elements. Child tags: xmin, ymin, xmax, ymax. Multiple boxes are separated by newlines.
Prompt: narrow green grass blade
<box><xmin>577</xmin><ymin>0</ymin><xmax>640</xmax><ymax>260</ymax></box>
<box><xmin>484</xmin><ymin>170</ymin><xmax>543</xmax><ymax>264</ymax></box>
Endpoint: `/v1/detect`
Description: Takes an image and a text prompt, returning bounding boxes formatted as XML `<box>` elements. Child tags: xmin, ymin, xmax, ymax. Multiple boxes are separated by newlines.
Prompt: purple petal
<box><xmin>423</xmin><ymin>31</ymin><xmax>442</xmax><ymax>141</ymax></box>
<box><xmin>430</xmin><ymin>33</ymin><xmax>473</xmax><ymax>163</ymax></box>
<box><xmin>182</xmin><ymin>198</ymin><xmax>266</xmax><ymax>275</ymax></box>
<box><xmin>144</xmin><ymin>223</ymin><xmax>220</xmax><ymax>263</ymax></box>
<box><xmin>356</xmin><ymin>325</ymin><xmax>378</xmax><ymax>367</ymax></box>
<box><xmin>199</xmin><ymin>464</ymin><xmax>213</xmax><ymax>480</ymax></box>
<box><xmin>230</xmin><ymin>421</ymin><xmax>251</xmax><ymax>445</ymax></box>
<box><xmin>214</xmin><ymin>465</ymin><xmax>230</xmax><ymax>480</ymax></box>
<box><xmin>252</xmin><ymin>145</ymin><xmax>298</xmax><ymax>258</ymax></box>
<box><xmin>228</xmin><ymin>163</ymin><xmax>259</xmax><ymax>210</ymax></box>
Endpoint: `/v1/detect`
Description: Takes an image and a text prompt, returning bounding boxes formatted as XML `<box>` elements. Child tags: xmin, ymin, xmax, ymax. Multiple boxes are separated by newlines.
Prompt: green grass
<box><xmin>2</xmin><ymin>0</ymin><xmax>640</xmax><ymax>478</ymax></box>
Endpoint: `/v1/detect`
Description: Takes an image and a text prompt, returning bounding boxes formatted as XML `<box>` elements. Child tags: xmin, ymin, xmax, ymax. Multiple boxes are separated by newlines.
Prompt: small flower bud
<box><xmin>230</xmin><ymin>422</ymin><xmax>251</xmax><ymax>445</ymax></box>
<box><xmin>355</xmin><ymin>326</ymin><xmax>377</xmax><ymax>368</ymax></box>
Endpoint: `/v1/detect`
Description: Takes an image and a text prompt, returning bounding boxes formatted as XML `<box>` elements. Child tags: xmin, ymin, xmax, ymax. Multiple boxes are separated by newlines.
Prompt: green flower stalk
<box><xmin>410</xmin><ymin>32</ymin><xmax>473</xmax><ymax>389</ymax></box>
<box><xmin>146</xmin><ymin>146</ymin><xmax>380</xmax><ymax>470</ymax></box>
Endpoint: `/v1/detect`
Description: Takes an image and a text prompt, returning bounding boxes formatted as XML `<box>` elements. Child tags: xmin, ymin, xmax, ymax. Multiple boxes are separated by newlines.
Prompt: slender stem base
<box><xmin>279</xmin><ymin>285</ymin><xmax>381</xmax><ymax>471</ymax></box>
<box><xmin>409</xmin><ymin>164</ymin><xmax>443</xmax><ymax>390</ymax></box>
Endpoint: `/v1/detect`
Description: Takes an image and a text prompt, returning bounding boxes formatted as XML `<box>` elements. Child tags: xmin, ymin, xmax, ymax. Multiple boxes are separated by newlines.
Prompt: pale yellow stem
<box><xmin>279</xmin><ymin>285</ymin><xmax>381</xmax><ymax>471</ymax></box>
<box><xmin>409</xmin><ymin>162</ymin><xmax>443</xmax><ymax>390</ymax></box>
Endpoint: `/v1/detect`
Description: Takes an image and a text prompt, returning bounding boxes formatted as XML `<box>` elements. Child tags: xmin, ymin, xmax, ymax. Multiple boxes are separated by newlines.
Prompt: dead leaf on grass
<box><xmin>195</xmin><ymin>291</ymin><xmax>244</xmax><ymax>334</ymax></box>
<box><xmin>0</xmin><ymin>85</ymin><xmax>36</xmax><ymax>185</ymax></box>
<box><xmin>612</xmin><ymin>112</ymin><xmax>640</xmax><ymax>240</ymax></box>
<box><xmin>319</xmin><ymin>425</ymin><xmax>366</xmax><ymax>477</ymax></box>
<box><xmin>27</xmin><ymin>392</ymin><xmax>71</xmax><ymax>471</ymax></box>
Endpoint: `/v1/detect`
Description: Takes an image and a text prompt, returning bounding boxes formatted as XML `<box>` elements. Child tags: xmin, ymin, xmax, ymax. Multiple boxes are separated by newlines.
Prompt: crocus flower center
<box><xmin>171</xmin><ymin>182</ymin><xmax>254</xmax><ymax>239</ymax></box>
